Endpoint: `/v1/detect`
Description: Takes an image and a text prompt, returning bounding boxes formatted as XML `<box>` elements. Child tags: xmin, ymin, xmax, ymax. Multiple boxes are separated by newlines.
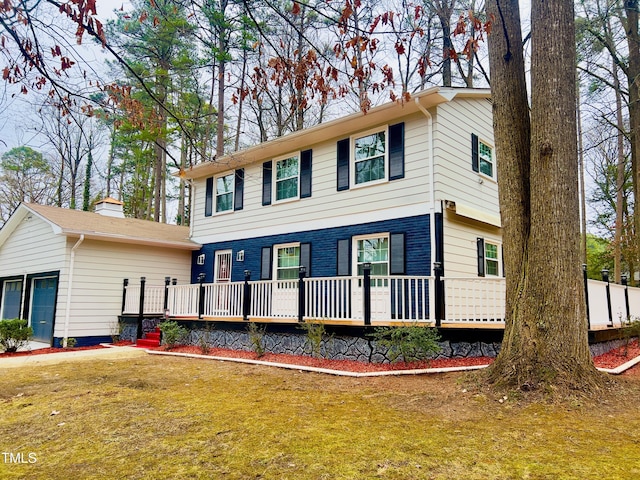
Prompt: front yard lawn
<box><xmin>1</xmin><ymin>354</ymin><xmax>639</xmax><ymax>479</ymax></box>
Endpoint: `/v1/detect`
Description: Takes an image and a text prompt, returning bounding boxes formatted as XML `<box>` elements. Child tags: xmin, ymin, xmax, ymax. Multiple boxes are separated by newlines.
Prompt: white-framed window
<box><xmin>354</xmin><ymin>234</ymin><xmax>389</xmax><ymax>286</ymax></box>
<box><xmin>352</xmin><ymin>127</ymin><xmax>387</xmax><ymax>186</ymax></box>
<box><xmin>479</xmin><ymin>140</ymin><xmax>494</xmax><ymax>178</ymax></box>
<box><xmin>215</xmin><ymin>172</ymin><xmax>234</xmax><ymax>213</ymax></box>
<box><xmin>274</xmin><ymin>243</ymin><xmax>301</xmax><ymax>280</ymax></box>
<box><xmin>484</xmin><ymin>241</ymin><xmax>500</xmax><ymax>276</ymax></box>
<box><xmin>274</xmin><ymin>153</ymin><xmax>300</xmax><ymax>202</ymax></box>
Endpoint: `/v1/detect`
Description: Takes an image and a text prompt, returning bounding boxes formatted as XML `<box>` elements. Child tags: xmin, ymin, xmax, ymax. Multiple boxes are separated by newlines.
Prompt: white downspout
<box><xmin>63</xmin><ymin>234</ymin><xmax>84</xmax><ymax>347</ymax></box>
<box><xmin>415</xmin><ymin>98</ymin><xmax>436</xmax><ymax>273</ymax></box>
<box><xmin>415</xmin><ymin>97</ymin><xmax>438</xmax><ymax>325</ymax></box>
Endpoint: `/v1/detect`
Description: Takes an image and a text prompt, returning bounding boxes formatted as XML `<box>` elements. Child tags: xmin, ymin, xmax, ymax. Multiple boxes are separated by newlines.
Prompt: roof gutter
<box><xmin>63</xmin><ymin>234</ymin><xmax>84</xmax><ymax>348</ymax></box>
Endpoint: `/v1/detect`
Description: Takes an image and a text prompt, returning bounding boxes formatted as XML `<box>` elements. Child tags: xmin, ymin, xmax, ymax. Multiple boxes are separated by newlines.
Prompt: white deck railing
<box><xmin>122</xmin><ymin>275</ymin><xmax>639</xmax><ymax>329</ymax></box>
<box><xmin>443</xmin><ymin>277</ymin><xmax>506</xmax><ymax>323</ymax></box>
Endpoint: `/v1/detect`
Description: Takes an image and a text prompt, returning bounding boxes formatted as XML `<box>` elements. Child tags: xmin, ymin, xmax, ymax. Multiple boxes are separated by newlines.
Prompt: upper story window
<box><xmin>275</xmin><ymin>154</ymin><xmax>300</xmax><ymax>202</ymax></box>
<box><xmin>472</xmin><ymin>133</ymin><xmax>495</xmax><ymax>180</ymax></box>
<box><xmin>479</xmin><ymin>141</ymin><xmax>494</xmax><ymax>178</ymax></box>
<box><xmin>205</xmin><ymin>169</ymin><xmax>244</xmax><ymax>217</ymax></box>
<box><xmin>353</xmin><ymin>129</ymin><xmax>386</xmax><ymax>185</ymax></box>
<box><xmin>215</xmin><ymin>173</ymin><xmax>235</xmax><ymax>212</ymax></box>
<box><xmin>337</xmin><ymin>123</ymin><xmax>404</xmax><ymax>191</ymax></box>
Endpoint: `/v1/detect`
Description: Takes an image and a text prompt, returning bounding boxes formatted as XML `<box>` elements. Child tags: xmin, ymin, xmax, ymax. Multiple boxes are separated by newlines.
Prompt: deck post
<box><xmin>163</xmin><ymin>276</ymin><xmax>171</xmax><ymax>312</ymax></box>
<box><xmin>137</xmin><ymin>276</ymin><xmax>146</xmax><ymax>340</ymax></box>
<box><xmin>363</xmin><ymin>263</ymin><xmax>371</xmax><ymax>326</ymax></box>
<box><xmin>298</xmin><ymin>266</ymin><xmax>306</xmax><ymax>323</ymax></box>
<box><xmin>434</xmin><ymin>262</ymin><xmax>443</xmax><ymax>327</ymax></box>
<box><xmin>602</xmin><ymin>269</ymin><xmax>613</xmax><ymax>327</ymax></box>
<box><xmin>583</xmin><ymin>264</ymin><xmax>590</xmax><ymax>329</ymax></box>
<box><xmin>121</xmin><ymin>278</ymin><xmax>129</xmax><ymax>315</ymax></box>
<box><xmin>243</xmin><ymin>270</ymin><xmax>251</xmax><ymax>321</ymax></box>
<box><xmin>622</xmin><ymin>275</ymin><xmax>630</xmax><ymax>323</ymax></box>
<box><xmin>198</xmin><ymin>273</ymin><xmax>206</xmax><ymax>319</ymax></box>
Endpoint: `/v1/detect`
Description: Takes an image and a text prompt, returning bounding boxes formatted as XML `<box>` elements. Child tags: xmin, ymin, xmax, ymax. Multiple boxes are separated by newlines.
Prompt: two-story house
<box><xmin>176</xmin><ymin>86</ymin><xmax>502</xmax><ymax>325</ymax></box>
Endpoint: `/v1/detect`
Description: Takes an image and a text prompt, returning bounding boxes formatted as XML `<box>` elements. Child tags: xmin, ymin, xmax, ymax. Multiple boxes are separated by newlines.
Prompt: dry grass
<box><xmin>1</xmin><ymin>354</ymin><xmax>640</xmax><ymax>479</ymax></box>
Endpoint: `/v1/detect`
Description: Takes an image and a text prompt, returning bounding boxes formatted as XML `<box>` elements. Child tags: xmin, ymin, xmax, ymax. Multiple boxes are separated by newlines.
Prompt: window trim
<box><xmin>352</xmin><ymin>233</ymin><xmax>390</xmax><ymax>277</ymax></box>
<box><xmin>350</xmin><ymin>126</ymin><xmax>389</xmax><ymax>188</ymax></box>
<box><xmin>478</xmin><ymin>139</ymin><xmax>495</xmax><ymax>180</ymax></box>
<box><xmin>273</xmin><ymin>242</ymin><xmax>301</xmax><ymax>281</ymax></box>
<box><xmin>213</xmin><ymin>171</ymin><xmax>235</xmax><ymax>214</ymax></box>
<box><xmin>484</xmin><ymin>240</ymin><xmax>501</xmax><ymax>277</ymax></box>
<box><xmin>273</xmin><ymin>152</ymin><xmax>301</xmax><ymax>204</ymax></box>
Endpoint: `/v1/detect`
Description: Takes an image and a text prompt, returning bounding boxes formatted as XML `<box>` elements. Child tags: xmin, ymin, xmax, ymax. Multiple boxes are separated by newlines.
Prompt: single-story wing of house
<box><xmin>0</xmin><ymin>199</ymin><xmax>200</xmax><ymax>347</ymax></box>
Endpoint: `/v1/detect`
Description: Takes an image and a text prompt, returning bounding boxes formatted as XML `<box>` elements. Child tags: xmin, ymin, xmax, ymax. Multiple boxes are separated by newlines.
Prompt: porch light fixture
<box><xmin>236</xmin><ymin>250</ymin><xmax>245</xmax><ymax>262</ymax></box>
<box><xmin>197</xmin><ymin>254</ymin><xmax>205</xmax><ymax>265</ymax></box>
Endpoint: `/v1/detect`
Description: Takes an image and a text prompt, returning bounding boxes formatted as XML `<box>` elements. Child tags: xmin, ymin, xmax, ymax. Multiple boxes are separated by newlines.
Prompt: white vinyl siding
<box><xmin>443</xmin><ymin>211</ymin><xmax>502</xmax><ymax>278</ymax></box>
<box><xmin>63</xmin><ymin>239</ymin><xmax>192</xmax><ymax>338</ymax></box>
<box><xmin>191</xmin><ymin>112</ymin><xmax>430</xmax><ymax>243</ymax></box>
<box><xmin>433</xmin><ymin>98</ymin><xmax>499</xmax><ymax>221</ymax></box>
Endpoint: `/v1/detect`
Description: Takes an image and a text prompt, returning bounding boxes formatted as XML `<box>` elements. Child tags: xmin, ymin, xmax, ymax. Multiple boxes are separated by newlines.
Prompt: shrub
<box><xmin>0</xmin><ymin>319</ymin><xmax>33</xmax><ymax>353</ymax></box>
<box><xmin>159</xmin><ymin>321</ymin><xmax>187</xmax><ymax>350</ymax></box>
<box><xmin>371</xmin><ymin>323</ymin><xmax>441</xmax><ymax>363</ymax></box>
<box><xmin>247</xmin><ymin>322</ymin><xmax>266</xmax><ymax>357</ymax></box>
<box><xmin>64</xmin><ymin>337</ymin><xmax>77</xmax><ymax>348</ymax></box>
<box><xmin>299</xmin><ymin>321</ymin><xmax>328</xmax><ymax>358</ymax></box>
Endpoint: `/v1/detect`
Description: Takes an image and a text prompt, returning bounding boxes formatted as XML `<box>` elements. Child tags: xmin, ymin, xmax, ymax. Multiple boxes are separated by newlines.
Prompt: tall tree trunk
<box><xmin>614</xmin><ymin>61</ymin><xmax>626</xmax><ymax>284</ymax></box>
<box><xmin>625</xmin><ymin>0</ymin><xmax>640</xmax><ymax>286</ymax></box>
<box><xmin>486</xmin><ymin>0</ymin><xmax>601</xmax><ymax>390</ymax></box>
<box><xmin>82</xmin><ymin>148</ymin><xmax>93</xmax><ymax>211</ymax></box>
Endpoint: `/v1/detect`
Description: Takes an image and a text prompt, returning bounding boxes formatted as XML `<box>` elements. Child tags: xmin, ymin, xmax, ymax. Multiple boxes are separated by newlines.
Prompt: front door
<box><xmin>30</xmin><ymin>277</ymin><xmax>58</xmax><ymax>343</ymax></box>
<box><xmin>211</xmin><ymin>250</ymin><xmax>232</xmax><ymax>314</ymax></box>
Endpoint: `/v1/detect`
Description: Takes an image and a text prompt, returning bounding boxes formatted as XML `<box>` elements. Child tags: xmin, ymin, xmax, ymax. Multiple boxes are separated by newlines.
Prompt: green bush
<box><xmin>64</xmin><ymin>337</ymin><xmax>77</xmax><ymax>348</ymax></box>
<box><xmin>0</xmin><ymin>319</ymin><xmax>33</xmax><ymax>353</ymax></box>
<box><xmin>371</xmin><ymin>323</ymin><xmax>441</xmax><ymax>363</ymax></box>
<box><xmin>247</xmin><ymin>322</ymin><xmax>266</xmax><ymax>357</ymax></box>
<box><xmin>299</xmin><ymin>321</ymin><xmax>329</xmax><ymax>358</ymax></box>
<box><xmin>159</xmin><ymin>321</ymin><xmax>187</xmax><ymax>350</ymax></box>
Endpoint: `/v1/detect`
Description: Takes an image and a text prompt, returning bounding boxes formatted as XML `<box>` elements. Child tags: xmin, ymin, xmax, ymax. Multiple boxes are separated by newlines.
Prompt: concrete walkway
<box><xmin>0</xmin><ymin>345</ymin><xmax>146</xmax><ymax>369</ymax></box>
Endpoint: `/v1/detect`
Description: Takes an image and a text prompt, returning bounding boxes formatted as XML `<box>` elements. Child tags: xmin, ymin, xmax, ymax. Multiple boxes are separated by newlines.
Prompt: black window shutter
<box><xmin>337</xmin><ymin>138</ymin><xmax>350</xmax><ymax>191</ymax></box>
<box><xmin>234</xmin><ymin>169</ymin><xmax>244</xmax><ymax>211</ymax></box>
<box><xmin>337</xmin><ymin>238</ymin><xmax>351</xmax><ymax>276</ymax></box>
<box><xmin>300</xmin><ymin>243</ymin><xmax>311</xmax><ymax>276</ymax></box>
<box><xmin>262</xmin><ymin>161</ymin><xmax>272</xmax><ymax>206</ymax></box>
<box><xmin>389</xmin><ymin>122</ymin><xmax>405</xmax><ymax>181</ymax></box>
<box><xmin>472</xmin><ymin>133</ymin><xmax>479</xmax><ymax>173</ymax></box>
<box><xmin>389</xmin><ymin>233</ymin><xmax>406</xmax><ymax>275</ymax></box>
<box><xmin>300</xmin><ymin>149</ymin><xmax>312</xmax><ymax>198</ymax></box>
<box><xmin>477</xmin><ymin>238</ymin><xmax>485</xmax><ymax>277</ymax></box>
<box><xmin>260</xmin><ymin>246</ymin><xmax>272</xmax><ymax>280</ymax></box>
<box><xmin>205</xmin><ymin>177</ymin><xmax>213</xmax><ymax>217</ymax></box>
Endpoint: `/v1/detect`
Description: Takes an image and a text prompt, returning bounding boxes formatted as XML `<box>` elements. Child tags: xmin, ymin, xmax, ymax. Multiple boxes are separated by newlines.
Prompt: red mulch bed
<box><xmin>153</xmin><ymin>339</ymin><xmax>640</xmax><ymax>374</ymax></box>
<box><xmin>157</xmin><ymin>345</ymin><xmax>494</xmax><ymax>372</ymax></box>
<box><xmin>0</xmin><ymin>344</ymin><xmax>107</xmax><ymax>358</ymax></box>
<box><xmin>593</xmin><ymin>339</ymin><xmax>640</xmax><ymax>370</ymax></box>
<box><xmin>2</xmin><ymin>339</ymin><xmax>639</xmax><ymax>375</ymax></box>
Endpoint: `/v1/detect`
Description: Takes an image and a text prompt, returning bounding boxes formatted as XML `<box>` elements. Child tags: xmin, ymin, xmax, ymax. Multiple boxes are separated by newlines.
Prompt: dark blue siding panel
<box><xmin>191</xmin><ymin>215</ymin><xmax>431</xmax><ymax>284</ymax></box>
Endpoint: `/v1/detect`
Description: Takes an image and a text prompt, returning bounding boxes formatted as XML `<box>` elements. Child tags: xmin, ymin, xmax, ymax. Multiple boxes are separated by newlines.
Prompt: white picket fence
<box><xmin>122</xmin><ymin>275</ymin><xmax>638</xmax><ymax>328</ymax></box>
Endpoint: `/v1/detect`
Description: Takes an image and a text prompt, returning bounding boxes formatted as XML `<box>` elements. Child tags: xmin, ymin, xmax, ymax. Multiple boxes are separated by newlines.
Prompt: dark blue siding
<box><xmin>192</xmin><ymin>215</ymin><xmax>431</xmax><ymax>283</ymax></box>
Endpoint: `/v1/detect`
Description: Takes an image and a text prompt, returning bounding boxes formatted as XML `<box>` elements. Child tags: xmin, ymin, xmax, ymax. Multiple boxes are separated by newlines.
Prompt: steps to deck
<box><xmin>135</xmin><ymin>328</ymin><xmax>161</xmax><ymax>348</ymax></box>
